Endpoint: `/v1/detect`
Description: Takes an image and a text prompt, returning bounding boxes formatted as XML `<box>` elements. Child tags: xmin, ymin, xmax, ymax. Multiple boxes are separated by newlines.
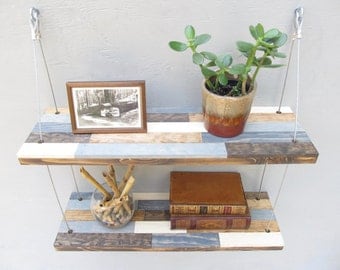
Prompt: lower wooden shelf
<box><xmin>54</xmin><ymin>192</ymin><xmax>284</xmax><ymax>251</ymax></box>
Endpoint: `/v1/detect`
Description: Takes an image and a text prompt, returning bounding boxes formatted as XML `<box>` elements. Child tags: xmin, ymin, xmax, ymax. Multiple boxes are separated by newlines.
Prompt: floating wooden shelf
<box><xmin>17</xmin><ymin>107</ymin><xmax>318</xmax><ymax>251</ymax></box>
<box><xmin>17</xmin><ymin>107</ymin><xmax>318</xmax><ymax>166</ymax></box>
<box><xmin>54</xmin><ymin>191</ymin><xmax>284</xmax><ymax>251</ymax></box>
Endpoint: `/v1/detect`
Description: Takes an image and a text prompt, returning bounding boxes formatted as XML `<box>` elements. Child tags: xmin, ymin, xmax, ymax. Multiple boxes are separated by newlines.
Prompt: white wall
<box><xmin>1</xmin><ymin>0</ymin><xmax>339</xmax><ymax>269</ymax></box>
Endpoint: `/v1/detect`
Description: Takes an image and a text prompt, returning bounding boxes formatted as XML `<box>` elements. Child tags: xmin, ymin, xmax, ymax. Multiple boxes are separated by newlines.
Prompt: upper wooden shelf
<box><xmin>17</xmin><ymin>107</ymin><xmax>318</xmax><ymax>166</ymax></box>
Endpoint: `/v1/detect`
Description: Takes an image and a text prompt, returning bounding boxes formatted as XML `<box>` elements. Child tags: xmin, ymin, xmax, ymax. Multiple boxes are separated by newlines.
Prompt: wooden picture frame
<box><xmin>66</xmin><ymin>81</ymin><xmax>147</xmax><ymax>134</ymax></box>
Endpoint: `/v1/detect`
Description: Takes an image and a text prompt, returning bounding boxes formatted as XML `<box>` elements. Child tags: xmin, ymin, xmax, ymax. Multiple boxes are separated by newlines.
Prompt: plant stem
<box><xmin>252</xmin><ymin>49</ymin><xmax>270</xmax><ymax>88</ymax></box>
<box><xmin>242</xmin><ymin>41</ymin><xmax>259</xmax><ymax>95</ymax></box>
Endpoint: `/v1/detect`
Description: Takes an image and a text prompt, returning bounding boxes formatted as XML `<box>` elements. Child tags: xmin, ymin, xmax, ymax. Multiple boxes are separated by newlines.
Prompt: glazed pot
<box><xmin>202</xmin><ymin>80</ymin><xmax>257</xmax><ymax>137</ymax></box>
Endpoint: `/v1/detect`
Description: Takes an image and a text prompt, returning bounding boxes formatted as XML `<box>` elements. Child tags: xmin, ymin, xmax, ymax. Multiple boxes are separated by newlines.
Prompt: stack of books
<box><xmin>169</xmin><ymin>171</ymin><xmax>251</xmax><ymax>230</ymax></box>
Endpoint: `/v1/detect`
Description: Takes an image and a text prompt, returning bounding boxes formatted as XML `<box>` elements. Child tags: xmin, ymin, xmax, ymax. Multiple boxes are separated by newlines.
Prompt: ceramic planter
<box><xmin>202</xmin><ymin>80</ymin><xmax>257</xmax><ymax>137</ymax></box>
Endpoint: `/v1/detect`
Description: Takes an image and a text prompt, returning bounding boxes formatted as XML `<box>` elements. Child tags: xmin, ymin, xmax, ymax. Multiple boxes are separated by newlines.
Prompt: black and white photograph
<box><xmin>66</xmin><ymin>81</ymin><xmax>147</xmax><ymax>133</ymax></box>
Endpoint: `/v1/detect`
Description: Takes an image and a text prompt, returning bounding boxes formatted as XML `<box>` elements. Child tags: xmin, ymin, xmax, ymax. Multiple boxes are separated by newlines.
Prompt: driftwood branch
<box><xmin>79</xmin><ymin>167</ymin><xmax>111</xmax><ymax>201</ymax></box>
<box><xmin>79</xmin><ymin>165</ymin><xmax>136</xmax><ymax>227</ymax></box>
<box><xmin>118</xmin><ymin>165</ymin><xmax>134</xmax><ymax>191</ymax></box>
<box><xmin>102</xmin><ymin>172</ymin><xmax>120</xmax><ymax>198</ymax></box>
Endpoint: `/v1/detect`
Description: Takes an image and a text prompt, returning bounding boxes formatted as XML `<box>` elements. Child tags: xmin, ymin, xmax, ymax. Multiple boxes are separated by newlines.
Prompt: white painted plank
<box><xmin>133</xmin><ymin>193</ymin><xmax>169</xmax><ymax>200</ymax></box>
<box><xmin>219</xmin><ymin>232</ymin><xmax>284</xmax><ymax>248</ymax></box>
<box><xmin>17</xmin><ymin>143</ymin><xmax>78</xmax><ymax>159</ymax></box>
<box><xmin>147</xmin><ymin>122</ymin><xmax>205</xmax><ymax>133</ymax></box>
<box><xmin>250</xmin><ymin>106</ymin><xmax>292</xmax><ymax>113</ymax></box>
<box><xmin>134</xmin><ymin>221</ymin><xmax>186</xmax><ymax>234</ymax></box>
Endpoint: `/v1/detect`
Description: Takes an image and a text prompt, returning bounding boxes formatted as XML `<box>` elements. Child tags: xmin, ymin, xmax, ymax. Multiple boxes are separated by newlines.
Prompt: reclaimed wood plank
<box><xmin>89</xmin><ymin>132</ymin><xmax>202</xmax><ymax>143</ymax></box>
<box><xmin>152</xmin><ymin>233</ymin><xmax>220</xmax><ymax>250</ymax></box>
<box><xmin>54</xmin><ymin>233</ymin><xmax>152</xmax><ymax>251</ymax></box>
<box><xmin>134</xmin><ymin>221</ymin><xmax>186</xmax><ymax>234</ymax></box>
<box><xmin>17</xmin><ymin>107</ymin><xmax>318</xmax><ymax>165</ymax></box>
<box><xmin>144</xmin><ymin>210</ymin><xmax>170</xmax><ymax>221</ymax></box>
<box><xmin>132</xmin><ymin>210</ymin><xmax>145</xmax><ymax>221</ymax></box>
<box><xmin>17</xmin><ymin>143</ymin><xmax>78</xmax><ymax>160</ymax></box>
<box><xmin>226</xmin><ymin>142</ymin><xmax>318</xmax><ymax>164</ymax></box>
<box><xmin>247</xmin><ymin>113</ymin><xmax>295</xmax><ymax>122</ymax></box>
<box><xmin>65</xmin><ymin>210</ymin><xmax>93</xmax><ymax>221</ymax></box>
<box><xmin>74</xmin><ymin>143</ymin><xmax>227</xmax><ymax>159</ymax></box>
<box><xmin>147</xmin><ymin>113</ymin><xmax>189</xmax><ymax>122</ymax></box>
<box><xmin>26</xmin><ymin>132</ymin><xmax>91</xmax><ymax>143</ymax></box>
<box><xmin>218</xmin><ymin>232</ymin><xmax>284</xmax><ymax>250</ymax></box>
<box><xmin>54</xmin><ymin>191</ymin><xmax>283</xmax><ymax>251</ymax></box>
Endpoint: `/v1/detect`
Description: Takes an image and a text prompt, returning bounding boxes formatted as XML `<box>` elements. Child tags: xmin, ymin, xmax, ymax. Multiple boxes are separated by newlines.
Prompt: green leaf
<box><xmin>274</xmin><ymin>33</ymin><xmax>288</xmax><ymax>47</ymax></box>
<box><xmin>271</xmin><ymin>51</ymin><xmax>286</xmax><ymax>58</ymax></box>
<box><xmin>249</xmin><ymin>25</ymin><xmax>258</xmax><ymax>40</ymax></box>
<box><xmin>262</xmin><ymin>64</ymin><xmax>285</xmax><ymax>68</ymax></box>
<box><xmin>259</xmin><ymin>40</ymin><xmax>276</xmax><ymax>49</ymax></box>
<box><xmin>215</xmin><ymin>54</ymin><xmax>232</xmax><ymax>69</ymax></box>
<box><xmin>229</xmin><ymin>64</ymin><xmax>247</xmax><ymax>75</ymax></box>
<box><xmin>264</xmin><ymin>29</ymin><xmax>280</xmax><ymax>40</ymax></box>
<box><xmin>237</xmin><ymin>41</ymin><xmax>254</xmax><ymax>53</ymax></box>
<box><xmin>260</xmin><ymin>57</ymin><xmax>272</xmax><ymax>66</ymax></box>
<box><xmin>201</xmin><ymin>51</ymin><xmax>217</xmax><ymax>61</ymax></box>
<box><xmin>192</xmin><ymin>52</ymin><xmax>204</xmax><ymax>65</ymax></box>
<box><xmin>194</xmin><ymin>34</ymin><xmax>211</xmax><ymax>46</ymax></box>
<box><xmin>201</xmin><ymin>66</ymin><xmax>217</xmax><ymax>78</ymax></box>
<box><xmin>206</xmin><ymin>61</ymin><xmax>216</xmax><ymax>67</ymax></box>
<box><xmin>255</xmin><ymin>23</ymin><xmax>264</xmax><ymax>38</ymax></box>
<box><xmin>184</xmin><ymin>25</ymin><xmax>195</xmax><ymax>40</ymax></box>
<box><xmin>169</xmin><ymin>41</ymin><xmax>188</xmax><ymax>52</ymax></box>
<box><xmin>218</xmin><ymin>73</ymin><xmax>228</xmax><ymax>86</ymax></box>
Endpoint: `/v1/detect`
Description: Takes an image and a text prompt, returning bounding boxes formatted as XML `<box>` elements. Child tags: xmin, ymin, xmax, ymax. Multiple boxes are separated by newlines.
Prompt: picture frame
<box><xmin>66</xmin><ymin>81</ymin><xmax>147</xmax><ymax>134</ymax></box>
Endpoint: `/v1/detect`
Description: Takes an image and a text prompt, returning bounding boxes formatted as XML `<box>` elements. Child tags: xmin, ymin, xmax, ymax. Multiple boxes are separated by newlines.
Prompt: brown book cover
<box><xmin>170</xmin><ymin>209</ymin><xmax>251</xmax><ymax>230</ymax></box>
<box><xmin>170</xmin><ymin>171</ymin><xmax>248</xmax><ymax>215</ymax></box>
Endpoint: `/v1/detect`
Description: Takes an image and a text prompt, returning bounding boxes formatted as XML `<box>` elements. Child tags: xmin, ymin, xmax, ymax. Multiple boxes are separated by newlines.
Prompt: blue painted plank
<box><xmin>250</xmin><ymin>209</ymin><xmax>275</xmax><ymax>220</ymax></box>
<box><xmin>152</xmin><ymin>233</ymin><xmax>220</xmax><ymax>249</ymax></box>
<box><xmin>75</xmin><ymin>143</ymin><xmax>227</xmax><ymax>158</ymax></box>
<box><xmin>202</xmin><ymin>131</ymin><xmax>309</xmax><ymax>143</ymax></box>
<box><xmin>40</xmin><ymin>114</ymin><xmax>71</xmax><ymax>123</ymax></box>
<box><xmin>66</xmin><ymin>198</ymin><xmax>91</xmax><ymax>211</ymax></box>
<box><xmin>32</xmin><ymin>122</ymin><xmax>72</xmax><ymax>133</ymax></box>
<box><xmin>136</xmin><ymin>200</ymin><xmax>169</xmax><ymax>211</ymax></box>
<box><xmin>244</xmin><ymin>122</ymin><xmax>304</xmax><ymax>132</ymax></box>
<box><xmin>59</xmin><ymin>220</ymin><xmax>135</xmax><ymax>234</ymax></box>
<box><xmin>69</xmin><ymin>192</ymin><xmax>92</xmax><ymax>200</ymax></box>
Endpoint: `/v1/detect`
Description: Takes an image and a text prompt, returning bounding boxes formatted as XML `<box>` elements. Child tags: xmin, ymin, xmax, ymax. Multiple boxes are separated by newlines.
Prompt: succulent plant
<box><xmin>169</xmin><ymin>23</ymin><xmax>288</xmax><ymax>96</ymax></box>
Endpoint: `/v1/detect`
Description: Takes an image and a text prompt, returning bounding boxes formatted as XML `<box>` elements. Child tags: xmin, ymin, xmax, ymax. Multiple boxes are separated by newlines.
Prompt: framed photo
<box><xmin>66</xmin><ymin>81</ymin><xmax>147</xmax><ymax>134</ymax></box>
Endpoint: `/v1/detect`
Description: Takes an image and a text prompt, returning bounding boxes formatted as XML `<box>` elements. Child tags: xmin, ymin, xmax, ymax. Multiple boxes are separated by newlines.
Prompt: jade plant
<box><xmin>169</xmin><ymin>23</ymin><xmax>288</xmax><ymax>96</ymax></box>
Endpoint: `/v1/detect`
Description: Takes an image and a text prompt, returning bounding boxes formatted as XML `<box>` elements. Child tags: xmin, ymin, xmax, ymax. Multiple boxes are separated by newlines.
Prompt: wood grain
<box><xmin>54</xmin><ymin>233</ymin><xmax>152</xmax><ymax>251</ymax></box>
<box><xmin>89</xmin><ymin>132</ymin><xmax>202</xmax><ymax>143</ymax></box>
<box><xmin>17</xmin><ymin>108</ymin><xmax>319</xmax><ymax>165</ymax></box>
<box><xmin>54</xmin><ymin>191</ymin><xmax>284</xmax><ymax>251</ymax></box>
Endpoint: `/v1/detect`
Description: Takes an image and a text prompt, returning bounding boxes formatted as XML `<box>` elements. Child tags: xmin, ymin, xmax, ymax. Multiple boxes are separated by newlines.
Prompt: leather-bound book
<box><xmin>170</xmin><ymin>171</ymin><xmax>248</xmax><ymax>216</ymax></box>
<box><xmin>170</xmin><ymin>209</ymin><xmax>251</xmax><ymax>230</ymax></box>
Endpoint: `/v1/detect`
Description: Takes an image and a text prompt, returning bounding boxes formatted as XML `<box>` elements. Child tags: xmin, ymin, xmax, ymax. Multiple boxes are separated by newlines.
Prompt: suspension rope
<box><xmin>293</xmin><ymin>7</ymin><xmax>303</xmax><ymax>142</ymax></box>
<box><xmin>47</xmin><ymin>166</ymin><xmax>73</xmax><ymax>234</ymax></box>
<box><xmin>71</xmin><ymin>166</ymin><xmax>83</xmax><ymax>201</ymax></box>
<box><xmin>30</xmin><ymin>7</ymin><xmax>44</xmax><ymax>143</ymax></box>
<box><xmin>256</xmin><ymin>159</ymin><xmax>268</xmax><ymax>200</ymax></box>
<box><xmin>265</xmin><ymin>164</ymin><xmax>289</xmax><ymax>233</ymax></box>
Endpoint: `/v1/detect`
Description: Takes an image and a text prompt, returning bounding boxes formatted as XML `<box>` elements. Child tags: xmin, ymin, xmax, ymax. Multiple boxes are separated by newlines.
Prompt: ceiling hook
<box><xmin>294</xmin><ymin>7</ymin><xmax>303</xmax><ymax>39</ymax></box>
<box><xmin>30</xmin><ymin>7</ymin><xmax>41</xmax><ymax>40</ymax></box>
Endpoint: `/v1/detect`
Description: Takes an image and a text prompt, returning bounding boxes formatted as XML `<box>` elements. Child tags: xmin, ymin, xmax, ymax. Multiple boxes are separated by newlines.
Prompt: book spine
<box><xmin>170</xmin><ymin>215</ymin><xmax>251</xmax><ymax>230</ymax></box>
<box><xmin>170</xmin><ymin>204</ymin><xmax>247</xmax><ymax>215</ymax></box>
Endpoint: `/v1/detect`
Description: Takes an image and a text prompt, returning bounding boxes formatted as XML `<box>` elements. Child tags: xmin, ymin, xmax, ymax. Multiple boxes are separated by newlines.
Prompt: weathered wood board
<box><xmin>17</xmin><ymin>107</ymin><xmax>318</xmax><ymax>165</ymax></box>
<box><xmin>54</xmin><ymin>192</ymin><xmax>284</xmax><ymax>251</ymax></box>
